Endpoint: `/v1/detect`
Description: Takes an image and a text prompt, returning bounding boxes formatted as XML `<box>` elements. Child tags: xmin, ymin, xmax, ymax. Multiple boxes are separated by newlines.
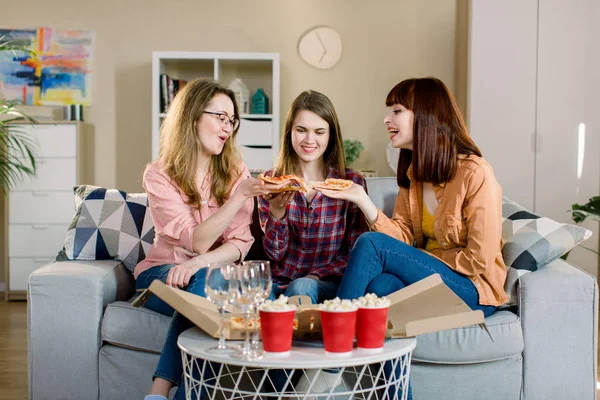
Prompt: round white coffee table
<box><xmin>178</xmin><ymin>327</ymin><xmax>416</xmax><ymax>400</ymax></box>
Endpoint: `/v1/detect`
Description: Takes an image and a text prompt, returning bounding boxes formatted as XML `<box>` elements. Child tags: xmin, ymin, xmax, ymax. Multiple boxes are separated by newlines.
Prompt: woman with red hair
<box><xmin>320</xmin><ymin>77</ymin><xmax>507</xmax><ymax>315</ymax></box>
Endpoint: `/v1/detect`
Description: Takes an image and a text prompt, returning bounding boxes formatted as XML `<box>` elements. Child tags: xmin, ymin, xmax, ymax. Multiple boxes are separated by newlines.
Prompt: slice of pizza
<box><xmin>310</xmin><ymin>178</ymin><xmax>353</xmax><ymax>191</ymax></box>
<box><xmin>230</xmin><ymin>316</ymin><xmax>261</xmax><ymax>330</ymax></box>
<box><xmin>230</xmin><ymin>316</ymin><xmax>299</xmax><ymax>330</ymax></box>
<box><xmin>258</xmin><ymin>173</ymin><xmax>309</xmax><ymax>193</ymax></box>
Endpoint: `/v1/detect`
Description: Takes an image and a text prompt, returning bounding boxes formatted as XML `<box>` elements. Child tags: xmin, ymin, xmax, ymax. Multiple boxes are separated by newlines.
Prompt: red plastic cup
<box><xmin>320</xmin><ymin>309</ymin><xmax>358</xmax><ymax>353</ymax></box>
<box><xmin>356</xmin><ymin>306</ymin><xmax>389</xmax><ymax>350</ymax></box>
<box><xmin>259</xmin><ymin>309</ymin><xmax>296</xmax><ymax>353</ymax></box>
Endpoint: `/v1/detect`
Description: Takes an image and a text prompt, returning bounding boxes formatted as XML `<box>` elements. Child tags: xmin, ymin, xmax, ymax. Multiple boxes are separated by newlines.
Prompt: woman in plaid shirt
<box><xmin>258</xmin><ymin>90</ymin><xmax>369</xmax><ymax>305</ymax></box>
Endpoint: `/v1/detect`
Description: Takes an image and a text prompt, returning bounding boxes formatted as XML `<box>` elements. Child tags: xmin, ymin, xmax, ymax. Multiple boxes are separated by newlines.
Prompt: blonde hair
<box><xmin>157</xmin><ymin>78</ymin><xmax>242</xmax><ymax>207</ymax></box>
<box><xmin>274</xmin><ymin>90</ymin><xmax>346</xmax><ymax>178</ymax></box>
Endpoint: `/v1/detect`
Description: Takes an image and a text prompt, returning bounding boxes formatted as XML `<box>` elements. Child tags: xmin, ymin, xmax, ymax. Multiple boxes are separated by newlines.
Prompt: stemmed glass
<box><xmin>204</xmin><ymin>262</ymin><xmax>236</xmax><ymax>354</ymax></box>
<box><xmin>230</xmin><ymin>263</ymin><xmax>263</xmax><ymax>360</ymax></box>
<box><xmin>242</xmin><ymin>260</ymin><xmax>272</xmax><ymax>353</ymax></box>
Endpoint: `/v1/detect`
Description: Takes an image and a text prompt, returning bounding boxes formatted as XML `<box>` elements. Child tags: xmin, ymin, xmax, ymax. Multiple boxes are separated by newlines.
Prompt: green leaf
<box><xmin>0</xmin><ymin>35</ymin><xmax>36</xmax><ymax>57</ymax></box>
<box><xmin>0</xmin><ymin>98</ymin><xmax>39</xmax><ymax>193</ymax></box>
<box><xmin>570</xmin><ymin>196</ymin><xmax>600</xmax><ymax>223</ymax></box>
<box><xmin>0</xmin><ymin>42</ymin><xmax>39</xmax><ymax>192</ymax></box>
<box><xmin>343</xmin><ymin>139</ymin><xmax>364</xmax><ymax>165</ymax></box>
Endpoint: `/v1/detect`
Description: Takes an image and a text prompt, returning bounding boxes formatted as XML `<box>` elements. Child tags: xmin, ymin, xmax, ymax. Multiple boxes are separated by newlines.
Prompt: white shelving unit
<box><xmin>151</xmin><ymin>52</ymin><xmax>280</xmax><ymax>171</ymax></box>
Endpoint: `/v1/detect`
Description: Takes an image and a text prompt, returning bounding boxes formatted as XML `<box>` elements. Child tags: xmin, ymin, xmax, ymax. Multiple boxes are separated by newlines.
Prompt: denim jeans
<box><xmin>337</xmin><ymin>232</ymin><xmax>498</xmax><ymax>400</ymax></box>
<box><xmin>136</xmin><ymin>264</ymin><xmax>209</xmax><ymax>400</ymax></box>
<box><xmin>337</xmin><ymin>232</ymin><xmax>497</xmax><ymax>317</ymax></box>
<box><xmin>272</xmin><ymin>277</ymin><xmax>339</xmax><ymax>304</ymax></box>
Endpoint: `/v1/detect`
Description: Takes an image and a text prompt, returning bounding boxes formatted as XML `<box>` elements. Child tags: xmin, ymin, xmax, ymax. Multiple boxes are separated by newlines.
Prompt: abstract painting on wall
<box><xmin>0</xmin><ymin>27</ymin><xmax>94</xmax><ymax>106</ymax></box>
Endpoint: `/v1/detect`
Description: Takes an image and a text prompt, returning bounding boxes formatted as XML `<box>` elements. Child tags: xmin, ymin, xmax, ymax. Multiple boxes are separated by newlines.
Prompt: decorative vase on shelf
<box><xmin>228</xmin><ymin>78</ymin><xmax>250</xmax><ymax>114</ymax></box>
<box><xmin>251</xmin><ymin>88</ymin><xmax>269</xmax><ymax>115</ymax></box>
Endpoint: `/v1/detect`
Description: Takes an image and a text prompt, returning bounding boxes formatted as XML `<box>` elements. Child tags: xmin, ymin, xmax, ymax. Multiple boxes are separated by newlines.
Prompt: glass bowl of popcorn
<box><xmin>353</xmin><ymin>293</ymin><xmax>391</xmax><ymax>350</ymax></box>
<box><xmin>258</xmin><ymin>295</ymin><xmax>297</xmax><ymax>354</ymax></box>
<box><xmin>319</xmin><ymin>298</ymin><xmax>359</xmax><ymax>354</ymax></box>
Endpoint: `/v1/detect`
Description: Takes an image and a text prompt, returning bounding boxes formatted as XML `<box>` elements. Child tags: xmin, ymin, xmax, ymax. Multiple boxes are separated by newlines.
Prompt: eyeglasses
<box><xmin>204</xmin><ymin>111</ymin><xmax>240</xmax><ymax>131</ymax></box>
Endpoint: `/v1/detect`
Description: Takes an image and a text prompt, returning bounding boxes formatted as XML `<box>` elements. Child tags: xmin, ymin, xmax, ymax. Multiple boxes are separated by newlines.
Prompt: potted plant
<box><xmin>570</xmin><ymin>196</ymin><xmax>600</xmax><ymax>224</ymax></box>
<box><xmin>562</xmin><ymin>196</ymin><xmax>600</xmax><ymax>259</ymax></box>
<box><xmin>0</xmin><ymin>36</ymin><xmax>39</xmax><ymax>193</ymax></box>
<box><xmin>343</xmin><ymin>139</ymin><xmax>364</xmax><ymax>166</ymax></box>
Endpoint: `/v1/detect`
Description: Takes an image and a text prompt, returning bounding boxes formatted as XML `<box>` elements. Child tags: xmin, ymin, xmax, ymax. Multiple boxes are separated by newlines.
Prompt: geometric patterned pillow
<box><xmin>501</xmin><ymin>197</ymin><xmax>592</xmax><ymax>304</ymax></box>
<box><xmin>60</xmin><ymin>185</ymin><xmax>155</xmax><ymax>273</ymax></box>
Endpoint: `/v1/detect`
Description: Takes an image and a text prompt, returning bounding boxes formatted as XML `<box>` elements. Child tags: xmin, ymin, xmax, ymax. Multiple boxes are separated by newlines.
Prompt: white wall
<box><xmin>468</xmin><ymin>0</ymin><xmax>600</xmax><ymax>278</ymax></box>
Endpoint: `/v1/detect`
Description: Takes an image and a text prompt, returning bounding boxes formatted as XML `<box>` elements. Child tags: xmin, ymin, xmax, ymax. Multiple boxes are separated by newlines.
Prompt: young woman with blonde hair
<box><xmin>259</xmin><ymin>90</ymin><xmax>368</xmax><ymax>304</ymax></box>
<box><xmin>135</xmin><ymin>78</ymin><xmax>283</xmax><ymax>400</ymax></box>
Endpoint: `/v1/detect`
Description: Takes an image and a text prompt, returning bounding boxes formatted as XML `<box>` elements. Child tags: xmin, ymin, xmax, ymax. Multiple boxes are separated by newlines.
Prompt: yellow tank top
<box><xmin>422</xmin><ymin>200</ymin><xmax>443</xmax><ymax>252</ymax></box>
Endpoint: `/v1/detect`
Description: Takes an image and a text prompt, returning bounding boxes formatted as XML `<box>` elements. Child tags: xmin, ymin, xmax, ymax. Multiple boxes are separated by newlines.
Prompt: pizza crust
<box><xmin>230</xmin><ymin>316</ymin><xmax>259</xmax><ymax>330</ymax></box>
<box><xmin>310</xmin><ymin>178</ymin><xmax>353</xmax><ymax>191</ymax></box>
<box><xmin>258</xmin><ymin>173</ymin><xmax>309</xmax><ymax>193</ymax></box>
<box><xmin>230</xmin><ymin>316</ymin><xmax>299</xmax><ymax>330</ymax></box>
<box><xmin>258</xmin><ymin>173</ymin><xmax>352</xmax><ymax>192</ymax></box>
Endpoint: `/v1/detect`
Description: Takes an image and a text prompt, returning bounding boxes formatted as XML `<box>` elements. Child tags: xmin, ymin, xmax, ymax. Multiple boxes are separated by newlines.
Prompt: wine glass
<box><xmin>204</xmin><ymin>262</ymin><xmax>236</xmax><ymax>354</ymax></box>
<box><xmin>231</xmin><ymin>263</ymin><xmax>263</xmax><ymax>360</ymax></box>
<box><xmin>242</xmin><ymin>260</ymin><xmax>272</xmax><ymax>352</ymax></box>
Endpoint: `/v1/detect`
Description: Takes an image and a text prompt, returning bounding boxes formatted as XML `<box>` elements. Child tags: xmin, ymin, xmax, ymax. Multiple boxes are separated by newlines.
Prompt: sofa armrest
<box><xmin>518</xmin><ymin>257</ymin><xmax>598</xmax><ymax>400</ymax></box>
<box><xmin>28</xmin><ymin>260</ymin><xmax>134</xmax><ymax>400</ymax></box>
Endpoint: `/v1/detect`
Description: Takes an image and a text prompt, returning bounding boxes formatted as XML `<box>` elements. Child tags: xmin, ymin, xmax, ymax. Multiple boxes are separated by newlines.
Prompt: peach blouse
<box><xmin>133</xmin><ymin>161</ymin><xmax>254</xmax><ymax>279</ymax></box>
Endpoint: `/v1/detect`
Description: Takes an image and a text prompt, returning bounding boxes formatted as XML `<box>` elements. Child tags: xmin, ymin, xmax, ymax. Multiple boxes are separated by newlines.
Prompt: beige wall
<box><xmin>4</xmin><ymin>0</ymin><xmax>465</xmax><ymax>192</ymax></box>
<box><xmin>1</xmin><ymin>0</ymin><xmax>467</xmax><ymax>287</ymax></box>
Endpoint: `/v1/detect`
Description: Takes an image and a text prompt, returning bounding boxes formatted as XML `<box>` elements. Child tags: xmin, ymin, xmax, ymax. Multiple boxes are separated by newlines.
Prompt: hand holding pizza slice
<box><xmin>313</xmin><ymin>178</ymin><xmax>366</xmax><ymax>204</ymax></box>
<box><xmin>258</xmin><ymin>172</ymin><xmax>309</xmax><ymax>193</ymax></box>
<box><xmin>310</xmin><ymin>178</ymin><xmax>353</xmax><ymax>191</ymax></box>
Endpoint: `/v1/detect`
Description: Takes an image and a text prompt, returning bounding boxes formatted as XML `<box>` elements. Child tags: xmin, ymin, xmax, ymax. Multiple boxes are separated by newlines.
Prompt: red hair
<box><xmin>386</xmin><ymin>77</ymin><xmax>481</xmax><ymax>188</ymax></box>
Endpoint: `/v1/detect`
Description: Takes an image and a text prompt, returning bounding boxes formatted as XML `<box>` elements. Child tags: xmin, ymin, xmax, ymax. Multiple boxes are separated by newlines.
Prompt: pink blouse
<box><xmin>133</xmin><ymin>161</ymin><xmax>255</xmax><ymax>279</ymax></box>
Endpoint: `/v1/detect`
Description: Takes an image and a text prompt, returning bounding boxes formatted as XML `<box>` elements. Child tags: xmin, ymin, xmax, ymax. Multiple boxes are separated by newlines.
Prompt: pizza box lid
<box><xmin>141</xmin><ymin>274</ymin><xmax>490</xmax><ymax>341</ymax></box>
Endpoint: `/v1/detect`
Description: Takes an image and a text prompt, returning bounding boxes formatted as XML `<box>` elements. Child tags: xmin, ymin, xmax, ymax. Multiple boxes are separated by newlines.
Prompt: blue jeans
<box><xmin>337</xmin><ymin>232</ymin><xmax>497</xmax><ymax>400</ymax></box>
<box><xmin>337</xmin><ymin>232</ymin><xmax>497</xmax><ymax>317</ymax></box>
<box><xmin>136</xmin><ymin>264</ymin><xmax>210</xmax><ymax>400</ymax></box>
<box><xmin>272</xmin><ymin>277</ymin><xmax>339</xmax><ymax>304</ymax></box>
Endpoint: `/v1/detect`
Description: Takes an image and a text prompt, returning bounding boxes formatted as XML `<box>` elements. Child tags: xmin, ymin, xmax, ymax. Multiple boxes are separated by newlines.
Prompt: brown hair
<box><xmin>273</xmin><ymin>90</ymin><xmax>346</xmax><ymax>179</ymax></box>
<box><xmin>386</xmin><ymin>77</ymin><xmax>481</xmax><ymax>188</ymax></box>
<box><xmin>157</xmin><ymin>78</ymin><xmax>242</xmax><ymax>207</ymax></box>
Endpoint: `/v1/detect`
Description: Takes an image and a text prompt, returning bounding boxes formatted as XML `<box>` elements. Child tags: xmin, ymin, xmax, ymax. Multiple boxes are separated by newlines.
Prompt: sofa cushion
<box><xmin>60</xmin><ymin>185</ymin><xmax>155</xmax><ymax>272</ymax></box>
<box><xmin>101</xmin><ymin>301</ymin><xmax>171</xmax><ymax>354</ymax></box>
<box><xmin>501</xmin><ymin>197</ymin><xmax>591</xmax><ymax>304</ymax></box>
<box><xmin>412</xmin><ymin>310</ymin><xmax>523</xmax><ymax>364</ymax></box>
<box><xmin>365</xmin><ymin>177</ymin><xmax>398</xmax><ymax>217</ymax></box>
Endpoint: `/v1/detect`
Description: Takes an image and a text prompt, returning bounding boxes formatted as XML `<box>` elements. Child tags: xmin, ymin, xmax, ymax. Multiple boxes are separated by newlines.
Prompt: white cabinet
<box><xmin>151</xmin><ymin>52</ymin><xmax>280</xmax><ymax>172</ymax></box>
<box><xmin>468</xmin><ymin>0</ymin><xmax>600</xmax><ymax>278</ymax></box>
<box><xmin>3</xmin><ymin>122</ymin><xmax>90</xmax><ymax>300</ymax></box>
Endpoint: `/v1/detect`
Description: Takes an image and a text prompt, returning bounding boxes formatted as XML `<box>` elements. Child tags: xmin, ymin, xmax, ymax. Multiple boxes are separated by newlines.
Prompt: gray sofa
<box><xmin>27</xmin><ymin>177</ymin><xmax>598</xmax><ymax>400</ymax></box>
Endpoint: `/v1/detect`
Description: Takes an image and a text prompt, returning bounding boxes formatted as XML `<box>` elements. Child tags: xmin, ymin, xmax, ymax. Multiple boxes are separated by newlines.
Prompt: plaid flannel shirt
<box><xmin>258</xmin><ymin>168</ymin><xmax>368</xmax><ymax>285</ymax></box>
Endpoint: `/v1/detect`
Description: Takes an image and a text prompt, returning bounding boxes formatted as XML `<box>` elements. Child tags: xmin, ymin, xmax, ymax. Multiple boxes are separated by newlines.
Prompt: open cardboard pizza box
<box><xmin>145</xmin><ymin>273</ymin><xmax>489</xmax><ymax>341</ymax></box>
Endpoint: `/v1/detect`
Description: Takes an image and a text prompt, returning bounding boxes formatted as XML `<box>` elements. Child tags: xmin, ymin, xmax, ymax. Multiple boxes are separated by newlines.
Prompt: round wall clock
<box><xmin>297</xmin><ymin>26</ymin><xmax>343</xmax><ymax>70</ymax></box>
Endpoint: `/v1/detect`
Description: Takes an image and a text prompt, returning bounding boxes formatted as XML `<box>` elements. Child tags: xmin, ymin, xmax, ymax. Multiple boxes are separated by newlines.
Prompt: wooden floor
<box><xmin>0</xmin><ymin>299</ymin><xmax>598</xmax><ymax>400</ymax></box>
<box><xmin>0</xmin><ymin>300</ymin><xmax>27</xmax><ymax>400</ymax></box>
